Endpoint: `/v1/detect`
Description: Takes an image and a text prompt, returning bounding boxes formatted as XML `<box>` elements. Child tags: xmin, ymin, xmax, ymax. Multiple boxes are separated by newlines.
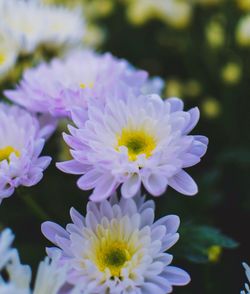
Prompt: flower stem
<box><xmin>18</xmin><ymin>189</ymin><xmax>50</xmax><ymax>221</ymax></box>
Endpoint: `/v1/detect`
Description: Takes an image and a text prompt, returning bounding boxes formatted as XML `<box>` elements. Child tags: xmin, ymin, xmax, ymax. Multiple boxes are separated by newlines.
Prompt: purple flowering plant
<box><xmin>0</xmin><ymin>2</ymin><xmax>241</xmax><ymax>292</ymax></box>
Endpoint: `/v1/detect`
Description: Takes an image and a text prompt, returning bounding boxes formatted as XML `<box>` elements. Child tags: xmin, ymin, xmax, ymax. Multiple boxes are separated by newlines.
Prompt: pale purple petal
<box><xmin>169</xmin><ymin>170</ymin><xmax>198</xmax><ymax>196</ymax></box>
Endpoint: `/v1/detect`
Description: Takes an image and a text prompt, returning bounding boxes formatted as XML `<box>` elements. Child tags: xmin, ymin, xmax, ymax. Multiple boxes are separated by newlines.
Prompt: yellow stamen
<box><xmin>0</xmin><ymin>146</ymin><xmax>20</xmax><ymax>162</ymax></box>
<box><xmin>79</xmin><ymin>82</ymin><xmax>94</xmax><ymax>89</ymax></box>
<box><xmin>95</xmin><ymin>241</ymin><xmax>131</xmax><ymax>277</ymax></box>
<box><xmin>117</xmin><ymin>128</ymin><xmax>156</xmax><ymax>161</ymax></box>
<box><xmin>79</xmin><ymin>83</ymin><xmax>86</xmax><ymax>89</ymax></box>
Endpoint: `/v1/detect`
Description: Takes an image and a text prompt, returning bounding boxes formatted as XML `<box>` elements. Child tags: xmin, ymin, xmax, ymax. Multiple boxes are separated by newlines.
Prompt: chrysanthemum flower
<box><xmin>0</xmin><ymin>103</ymin><xmax>53</xmax><ymax>203</ymax></box>
<box><xmin>5</xmin><ymin>50</ymin><xmax>162</xmax><ymax>118</ymax></box>
<box><xmin>0</xmin><ymin>0</ymin><xmax>84</xmax><ymax>53</ymax></box>
<box><xmin>57</xmin><ymin>95</ymin><xmax>208</xmax><ymax>201</ymax></box>
<box><xmin>0</xmin><ymin>25</ymin><xmax>19</xmax><ymax>80</ymax></box>
<box><xmin>0</xmin><ymin>228</ymin><xmax>73</xmax><ymax>294</ymax></box>
<box><xmin>42</xmin><ymin>194</ymin><xmax>190</xmax><ymax>293</ymax></box>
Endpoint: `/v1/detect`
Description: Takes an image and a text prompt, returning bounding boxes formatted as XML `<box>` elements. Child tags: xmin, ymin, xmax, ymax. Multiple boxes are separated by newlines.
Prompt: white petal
<box><xmin>121</xmin><ymin>174</ymin><xmax>141</xmax><ymax>199</ymax></box>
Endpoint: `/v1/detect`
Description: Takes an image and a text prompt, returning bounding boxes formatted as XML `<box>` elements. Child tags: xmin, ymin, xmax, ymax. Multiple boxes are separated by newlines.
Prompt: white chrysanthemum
<box><xmin>0</xmin><ymin>24</ymin><xmax>19</xmax><ymax>79</ymax></box>
<box><xmin>0</xmin><ymin>0</ymin><xmax>45</xmax><ymax>53</ymax></box>
<box><xmin>40</xmin><ymin>6</ymin><xmax>84</xmax><ymax>48</ymax></box>
<box><xmin>57</xmin><ymin>95</ymin><xmax>208</xmax><ymax>201</ymax></box>
<box><xmin>0</xmin><ymin>0</ymin><xmax>84</xmax><ymax>53</ymax></box>
<box><xmin>42</xmin><ymin>195</ymin><xmax>190</xmax><ymax>293</ymax></box>
<box><xmin>0</xmin><ymin>229</ymin><xmax>31</xmax><ymax>294</ymax></box>
<box><xmin>0</xmin><ymin>103</ymin><xmax>53</xmax><ymax>203</ymax></box>
<box><xmin>242</xmin><ymin>262</ymin><xmax>250</xmax><ymax>294</ymax></box>
<box><xmin>0</xmin><ymin>228</ymin><xmax>73</xmax><ymax>294</ymax></box>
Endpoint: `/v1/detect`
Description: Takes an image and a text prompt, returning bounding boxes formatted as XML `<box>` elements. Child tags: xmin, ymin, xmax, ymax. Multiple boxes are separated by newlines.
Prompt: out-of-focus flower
<box><xmin>0</xmin><ymin>228</ymin><xmax>15</xmax><ymax>270</ymax></box>
<box><xmin>33</xmin><ymin>255</ymin><xmax>69</xmax><ymax>294</ymax></box>
<box><xmin>5</xmin><ymin>50</ymin><xmax>156</xmax><ymax>118</ymax></box>
<box><xmin>159</xmin><ymin>0</ymin><xmax>192</xmax><ymax>29</ymax></box>
<box><xmin>165</xmin><ymin>79</ymin><xmax>183</xmax><ymax>98</ymax></box>
<box><xmin>40</xmin><ymin>6</ymin><xmax>84</xmax><ymax>50</ymax></box>
<box><xmin>0</xmin><ymin>0</ymin><xmax>84</xmax><ymax>54</ymax></box>
<box><xmin>125</xmin><ymin>0</ymin><xmax>192</xmax><ymax>29</ymax></box>
<box><xmin>42</xmin><ymin>194</ymin><xmax>190</xmax><ymax>293</ymax></box>
<box><xmin>221</xmin><ymin>62</ymin><xmax>242</xmax><ymax>85</ymax></box>
<box><xmin>207</xmin><ymin>245</ymin><xmax>222</xmax><ymax>263</ymax></box>
<box><xmin>57</xmin><ymin>95</ymin><xmax>208</xmax><ymax>201</ymax></box>
<box><xmin>0</xmin><ymin>25</ymin><xmax>19</xmax><ymax>80</ymax></box>
<box><xmin>236</xmin><ymin>15</ymin><xmax>250</xmax><ymax>47</ymax></box>
<box><xmin>83</xmin><ymin>24</ymin><xmax>106</xmax><ymax>48</ymax></box>
<box><xmin>0</xmin><ymin>103</ymin><xmax>53</xmax><ymax>203</ymax></box>
<box><xmin>0</xmin><ymin>228</ymin><xmax>72</xmax><ymax>294</ymax></box>
<box><xmin>81</xmin><ymin>0</ymin><xmax>114</xmax><ymax>19</ymax></box>
<box><xmin>202</xmin><ymin>97</ymin><xmax>221</xmax><ymax>118</ymax></box>
<box><xmin>237</xmin><ymin>0</ymin><xmax>250</xmax><ymax>11</ymax></box>
<box><xmin>241</xmin><ymin>262</ymin><xmax>250</xmax><ymax>294</ymax></box>
<box><xmin>206</xmin><ymin>20</ymin><xmax>225</xmax><ymax>48</ymax></box>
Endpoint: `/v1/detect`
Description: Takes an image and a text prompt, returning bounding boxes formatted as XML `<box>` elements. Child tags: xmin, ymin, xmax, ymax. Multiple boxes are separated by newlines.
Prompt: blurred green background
<box><xmin>1</xmin><ymin>0</ymin><xmax>250</xmax><ymax>293</ymax></box>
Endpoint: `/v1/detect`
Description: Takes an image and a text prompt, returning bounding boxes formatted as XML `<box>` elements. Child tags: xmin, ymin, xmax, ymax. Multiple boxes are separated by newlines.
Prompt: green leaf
<box><xmin>173</xmin><ymin>224</ymin><xmax>239</xmax><ymax>264</ymax></box>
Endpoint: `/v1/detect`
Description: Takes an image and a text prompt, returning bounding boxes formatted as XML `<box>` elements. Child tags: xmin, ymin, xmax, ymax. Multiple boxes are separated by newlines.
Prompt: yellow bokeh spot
<box><xmin>221</xmin><ymin>62</ymin><xmax>242</xmax><ymax>85</ymax></box>
<box><xmin>237</xmin><ymin>0</ymin><xmax>250</xmax><ymax>11</ymax></box>
<box><xmin>208</xmin><ymin>245</ymin><xmax>222</xmax><ymax>263</ymax></box>
<box><xmin>202</xmin><ymin>98</ymin><xmax>221</xmax><ymax>119</ymax></box>
<box><xmin>0</xmin><ymin>146</ymin><xmax>20</xmax><ymax>162</ymax></box>
<box><xmin>95</xmin><ymin>241</ymin><xmax>131</xmax><ymax>277</ymax></box>
<box><xmin>0</xmin><ymin>53</ymin><xmax>6</xmax><ymax>65</ymax></box>
<box><xmin>117</xmin><ymin>128</ymin><xmax>156</xmax><ymax>161</ymax></box>
<box><xmin>165</xmin><ymin>79</ymin><xmax>183</xmax><ymax>98</ymax></box>
<box><xmin>206</xmin><ymin>21</ymin><xmax>225</xmax><ymax>48</ymax></box>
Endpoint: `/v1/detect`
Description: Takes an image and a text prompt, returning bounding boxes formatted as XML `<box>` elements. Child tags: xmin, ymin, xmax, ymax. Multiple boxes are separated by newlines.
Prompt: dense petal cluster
<box><xmin>42</xmin><ymin>194</ymin><xmax>190</xmax><ymax>293</ymax></box>
<box><xmin>0</xmin><ymin>0</ymin><xmax>84</xmax><ymax>53</ymax></box>
<box><xmin>5</xmin><ymin>50</ymin><xmax>163</xmax><ymax>118</ymax></box>
<box><xmin>0</xmin><ymin>228</ymin><xmax>74</xmax><ymax>294</ymax></box>
<box><xmin>57</xmin><ymin>95</ymin><xmax>208</xmax><ymax>201</ymax></box>
<box><xmin>0</xmin><ymin>103</ymin><xmax>53</xmax><ymax>203</ymax></box>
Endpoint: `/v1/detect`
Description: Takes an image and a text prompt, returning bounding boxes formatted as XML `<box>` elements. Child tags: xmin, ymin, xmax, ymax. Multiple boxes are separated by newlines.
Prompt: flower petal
<box><xmin>169</xmin><ymin>170</ymin><xmax>198</xmax><ymax>196</ymax></box>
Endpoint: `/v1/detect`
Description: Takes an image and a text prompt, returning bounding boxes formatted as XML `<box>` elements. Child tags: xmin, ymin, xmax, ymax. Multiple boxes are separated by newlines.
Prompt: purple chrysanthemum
<box><xmin>5</xmin><ymin>50</ymin><xmax>163</xmax><ymax>118</ymax></box>
<box><xmin>42</xmin><ymin>194</ymin><xmax>190</xmax><ymax>293</ymax></box>
<box><xmin>57</xmin><ymin>95</ymin><xmax>208</xmax><ymax>201</ymax></box>
<box><xmin>0</xmin><ymin>103</ymin><xmax>53</xmax><ymax>203</ymax></box>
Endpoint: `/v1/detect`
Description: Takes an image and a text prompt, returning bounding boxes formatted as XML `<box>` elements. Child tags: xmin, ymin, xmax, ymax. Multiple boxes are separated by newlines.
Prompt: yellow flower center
<box><xmin>117</xmin><ymin>128</ymin><xmax>156</xmax><ymax>161</ymax></box>
<box><xmin>79</xmin><ymin>82</ymin><xmax>94</xmax><ymax>89</ymax></box>
<box><xmin>0</xmin><ymin>53</ymin><xmax>6</xmax><ymax>65</ymax></box>
<box><xmin>95</xmin><ymin>241</ymin><xmax>131</xmax><ymax>277</ymax></box>
<box><xmin>0</xmin><ymin>146</ymin><xmax>20</xmax><ymax>162</ymax></box>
